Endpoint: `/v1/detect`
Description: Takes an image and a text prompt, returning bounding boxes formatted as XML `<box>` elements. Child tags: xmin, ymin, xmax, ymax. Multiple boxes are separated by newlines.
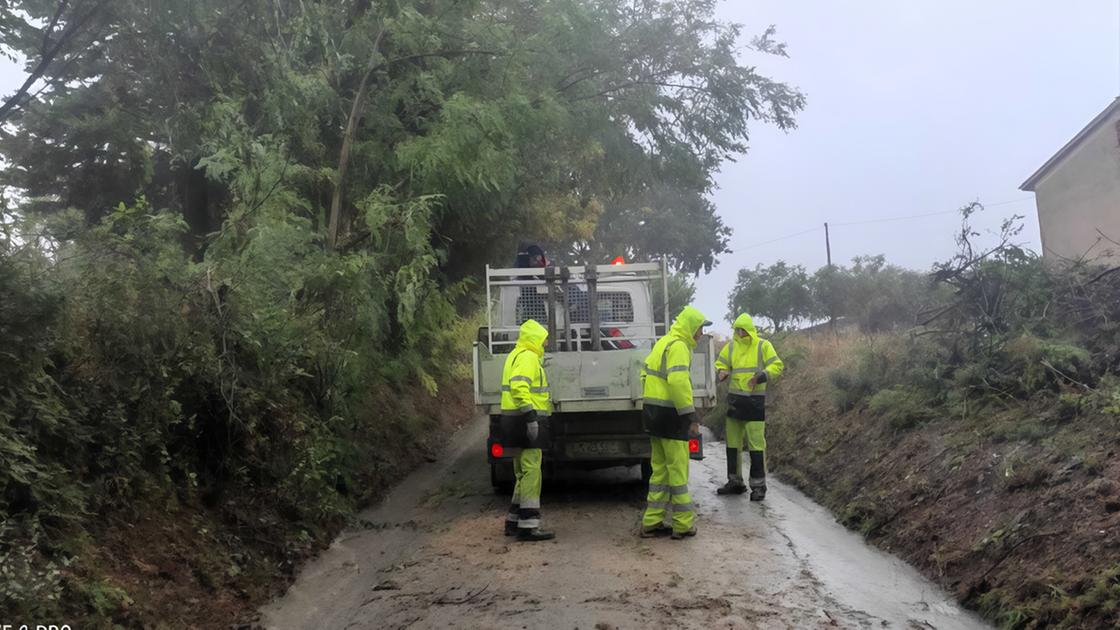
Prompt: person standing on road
<box><xmin>714</xmin><ymin>313</ymin><xmax>784</xmax><ymax>500</ymax></box>
<box><xmin>639</xmin><ymin>306</ymin><xmax>710</xmax><ymax>540</ymax></box>
<box><xmin>500</xmin><ymin>318</ymin><xmax>556</xmax><ymax>542</ymax></box>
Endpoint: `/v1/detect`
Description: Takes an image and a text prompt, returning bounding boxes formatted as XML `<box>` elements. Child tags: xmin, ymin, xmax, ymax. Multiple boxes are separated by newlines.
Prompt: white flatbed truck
<box><xmin>472</xmin><ymin>260</ymin><xmax>717</xmax><ymax>490</ymax></box>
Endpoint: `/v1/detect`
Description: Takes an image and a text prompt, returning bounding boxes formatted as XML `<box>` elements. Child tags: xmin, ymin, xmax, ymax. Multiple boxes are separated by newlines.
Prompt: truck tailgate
<box><xmin>473</xmin><ymin>336</ymin><xmax>718</xmax><ymax>413</ymax></box>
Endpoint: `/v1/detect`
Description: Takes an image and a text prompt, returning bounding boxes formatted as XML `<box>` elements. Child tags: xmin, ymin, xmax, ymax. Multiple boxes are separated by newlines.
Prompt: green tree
<box><xmin>574</xmin><ymin>185</ymin><xmax>732</xmax><ymax>275</ymax></box>
<box><xmin>651</xmin><ymin>272</ymin><xmax>698</xmax><ymax>324</ymax></box>
<box><xmin>727</xmin><ymin>261</ymin><xmax>813</xmax><ymax>332</ymax></box>
<box><xmin>0</xmin><ymin>0</ymin><xmax>804</xmax><ymax>274</ymax></box>
<box><xmin>810</xmin><ymin>255</ymin><xmax>939</xmax><ymax>332</ymax></box>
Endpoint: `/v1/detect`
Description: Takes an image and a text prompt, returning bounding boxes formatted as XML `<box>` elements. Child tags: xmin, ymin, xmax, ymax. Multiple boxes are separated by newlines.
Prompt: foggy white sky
<box><xmin>701</xmin><ymin>0</ymin><xmax>1119</xmax><ymax>331</ymax></box>
<box><xmin>0</xmin><ymin>3</ymin><xmax>1116</xmax><ymax>333</ymax></box>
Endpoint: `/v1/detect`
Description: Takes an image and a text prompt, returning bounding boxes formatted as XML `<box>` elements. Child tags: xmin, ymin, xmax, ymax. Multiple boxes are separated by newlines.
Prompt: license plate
<box><xmin>565</xmin><ymin>440</ymin><xmax>627</xmax><ymax>458</ymax></box>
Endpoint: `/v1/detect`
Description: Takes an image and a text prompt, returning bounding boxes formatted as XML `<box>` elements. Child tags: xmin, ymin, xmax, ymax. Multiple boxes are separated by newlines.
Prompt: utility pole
<box><xmin>824</xmin><ymin>222</ymin><xmax>835</xmax><ymax>335</ymax></box>
<box><xmin>824</xmin><ymin>222</ymin><xmax>832</xmax><ymax>267</ymax></box>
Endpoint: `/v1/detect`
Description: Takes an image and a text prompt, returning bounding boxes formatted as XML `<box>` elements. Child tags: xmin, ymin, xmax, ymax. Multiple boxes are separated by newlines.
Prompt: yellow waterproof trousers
<box><xmin>642</xmin><ymin>437</ymin><xmax>695</xmax><ymax>533</ymax></box>
<box><xmin>725</xmin><ymin>418</ymin><xmax>766</xmax><ymax>488</ymax></box>
<box><xmin>508</xmin><ymin>448</ymin><xmax>543</xmax><ymax>529</ymax></box>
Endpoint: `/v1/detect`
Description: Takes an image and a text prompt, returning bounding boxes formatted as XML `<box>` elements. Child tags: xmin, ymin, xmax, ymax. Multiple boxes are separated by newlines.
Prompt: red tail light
<box><xmin>490</xmin><ymin>443</ymin><xmax>504</xmax><ymax>458</ymax></box>
<box><xmin>688</xmin><ymin>439</ymin><xmax>700</xmax><ymax>454</ymax></box>
<box><xmin>607</xmin><ymin>327</ymin><xmax>634</xmax><ymax>349</ymax></box>
<box><xmin>611</xmin><ymin>256</ymin><xmax>625</xmax><ymax>265</ymax></box>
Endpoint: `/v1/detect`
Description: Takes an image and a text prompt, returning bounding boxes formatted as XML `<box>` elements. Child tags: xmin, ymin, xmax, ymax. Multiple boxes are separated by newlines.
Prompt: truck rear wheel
<box><xmin>490</xmin><ymin>461</ymin><xmax>514</xmax><ymax>494</ymax></box>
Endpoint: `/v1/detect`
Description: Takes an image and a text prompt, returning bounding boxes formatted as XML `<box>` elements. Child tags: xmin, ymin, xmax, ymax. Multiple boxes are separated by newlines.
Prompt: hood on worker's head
<box><xmin>733</xmin><ymin>313</ymin><xmax>758</xmax><ymax>342</ymax></box>
<box><xmin>670</xmin><ymin>306</ymin><xmax>710</xmax><ymax>346</ymax></box>
<box><xmin>517</xmin><ymin>319</ymin><xmax>548</xmax><ymax>356</ymax></box>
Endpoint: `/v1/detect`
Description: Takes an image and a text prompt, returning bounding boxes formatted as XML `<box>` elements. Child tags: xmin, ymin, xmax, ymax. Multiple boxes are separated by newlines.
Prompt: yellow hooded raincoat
<box><xmin>715</xmin><ymin>313</ymin><xmax>783</xmax><ymax>420</ymax></box>
<box><xmin>500</xmin><ymin>319</ymin><xmax>551</xmax><ymax>417</ymax></box>
<box><xmin>641</xmin><ymin>306</ymin><xmax>707</xmax><ymax>440</ymax></box>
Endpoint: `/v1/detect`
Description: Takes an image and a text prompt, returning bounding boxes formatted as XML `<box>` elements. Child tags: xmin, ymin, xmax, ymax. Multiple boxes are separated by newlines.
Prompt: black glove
<box><xmin>525</xmin><ymin>409</ymin><xmax>540</xmax><ymax>442</ymax></box>
<box><xmin>686</xmin><ymin>411</ymin><xmax>701</xmax><ymax>438</ymax></box>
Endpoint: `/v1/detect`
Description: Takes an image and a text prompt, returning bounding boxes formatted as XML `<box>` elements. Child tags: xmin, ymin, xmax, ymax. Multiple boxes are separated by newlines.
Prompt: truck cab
<box><xmin>473</xmin><ymin>260</ymin><xmax>718</xmax><ymax>490</ymax></box>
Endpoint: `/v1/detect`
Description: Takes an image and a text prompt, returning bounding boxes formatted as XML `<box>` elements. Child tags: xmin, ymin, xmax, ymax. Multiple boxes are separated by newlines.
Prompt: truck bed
<box><xmin>472</xmin><ymin>340</ymin><xmax>718</xmax><ymax>415</ymax></box>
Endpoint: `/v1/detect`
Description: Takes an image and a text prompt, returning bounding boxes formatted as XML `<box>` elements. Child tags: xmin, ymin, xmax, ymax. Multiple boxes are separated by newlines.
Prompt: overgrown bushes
<box><xmin>0</xmin><ymin>199</ymin><xmax>470</xmax><ymax>619</ymax></box>
<box><xmin>826</xmin><ymin>207</ymin><xmax>1120</xmax><ymax>423</ymax></box>
<box><xmin>758</xmin><ymin>208</ymin><xmax>1120</xmax><ymax>629</ymax></box>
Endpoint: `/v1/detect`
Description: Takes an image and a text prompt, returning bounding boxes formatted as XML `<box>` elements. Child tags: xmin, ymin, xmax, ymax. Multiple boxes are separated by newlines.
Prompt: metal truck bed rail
<box><xmin>476</xmin><ymin>257</ymin><xmax>717</xmax><ymax>490</ymax></box>
<box><xmin>484</xmin><ymin>260</ymin><xmax>670</xmax><ymax>354</ymax></box>
<box><xmin>472</xmin><ymin>339</ymin><xmax>718</xmax><ymax>412</ymax></box>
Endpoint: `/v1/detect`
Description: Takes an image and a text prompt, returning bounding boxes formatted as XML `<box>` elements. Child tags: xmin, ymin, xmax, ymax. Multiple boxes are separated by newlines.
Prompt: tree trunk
<box><xmin>328</xmin><ymin>28</ymin><xmax>385</xmax><ymax>250</ymax></box>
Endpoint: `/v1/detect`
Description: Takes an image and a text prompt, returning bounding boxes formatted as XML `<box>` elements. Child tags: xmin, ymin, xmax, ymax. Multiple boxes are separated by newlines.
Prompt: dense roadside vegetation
<box><xmin>0</xmin><ymin>0</ymin><xmax>803</xmax><ymax>624</ymax></box>
<box><xmin>713</xmin><ymin>208</ymin><xmax>1120</xmax><ymax>629</ymax></box>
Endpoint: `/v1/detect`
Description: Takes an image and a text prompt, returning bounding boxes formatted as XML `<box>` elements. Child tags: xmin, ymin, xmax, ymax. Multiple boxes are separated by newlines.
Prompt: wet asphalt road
<box><xmin>260</xmin><ymin>418</ymin><xmax>989</xmax><ymax>630</ymax></box>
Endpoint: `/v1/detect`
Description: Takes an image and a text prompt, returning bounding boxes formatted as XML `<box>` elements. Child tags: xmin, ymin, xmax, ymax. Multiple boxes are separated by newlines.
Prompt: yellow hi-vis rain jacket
<box><xmin>641</xmin><ymin>306</ymin><xmax>707</xmax><ymax>439</ymax></box>
<box><xmin>500</xmin><ymin>319</ymin><xmax>552</xmax><ymax>417</ymax></box>
<box><xmin>715</xmin><ymin>313</ymin><xmax>783</xmax><ymax>420</ymax></box>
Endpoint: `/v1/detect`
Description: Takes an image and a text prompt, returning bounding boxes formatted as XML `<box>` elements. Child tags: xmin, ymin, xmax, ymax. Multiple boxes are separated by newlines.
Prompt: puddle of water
<box><xmin>696</xmin><ymin>438</ymin><xmax>991</xmax><ymax>630</ymax></box>
<box><xmin>764</xmin><ymin>481</ymin><xmax>990</xmax><ymax>630</ymax></box>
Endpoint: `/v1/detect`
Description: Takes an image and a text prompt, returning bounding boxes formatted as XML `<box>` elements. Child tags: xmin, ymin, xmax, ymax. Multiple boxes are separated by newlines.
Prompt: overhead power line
<box><xmin>830</xmin><ymin>208</ymin><xmax>958</xmax><ymax>227</ymax></box>
<box><xmin>738</xmin><ymin>197</ymin><xmax>1034</xmax><ymax>249</ymax></box>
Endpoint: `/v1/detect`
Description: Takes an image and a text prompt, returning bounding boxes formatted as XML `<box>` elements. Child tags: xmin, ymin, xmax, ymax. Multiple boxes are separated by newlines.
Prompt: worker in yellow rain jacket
<box><xmin>639</xmin><ymin>306</ymin><xmax>711</xmax><ymax>540</ymax></box>
<box><xmin>499</xmin><ymin>319</ymin><xmax>555</xmax><ymax>541</ymax></box>
<box><xmin>714</xmin><ymin>313</ymin><xmax>784</xmax><ymax>500</ymax></box>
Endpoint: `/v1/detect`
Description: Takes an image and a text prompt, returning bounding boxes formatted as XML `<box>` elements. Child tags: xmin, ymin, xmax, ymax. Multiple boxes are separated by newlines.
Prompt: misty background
<box><xmin>704</xmin><ymin>0</ymin><xmax>1118</xmax><ymax>332</ymax></box>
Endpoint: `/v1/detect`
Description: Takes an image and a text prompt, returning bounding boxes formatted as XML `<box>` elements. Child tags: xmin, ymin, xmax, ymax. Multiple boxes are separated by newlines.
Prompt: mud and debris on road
<box><xmin>260</xmin><ymin>421</ymin><xmax>989</xmax><ymax>630</ymax></box>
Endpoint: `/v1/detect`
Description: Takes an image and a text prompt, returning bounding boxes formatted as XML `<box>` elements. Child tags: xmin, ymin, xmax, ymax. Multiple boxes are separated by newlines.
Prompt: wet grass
<box><xmin>759</xmin><ymin>331</ymin><xmax>1120</xmax><ymax>630</ymax></box>
<box><xmin>976</xmin><ymin>565</ymin><xmax>1120</xmax><ymax>629</ymax></box>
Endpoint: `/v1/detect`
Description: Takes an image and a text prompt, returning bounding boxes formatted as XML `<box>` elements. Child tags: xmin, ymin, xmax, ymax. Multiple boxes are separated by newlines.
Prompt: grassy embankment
<box><xmin>8</xmin><ymin>380</ymin><xmax>472</xmax><ymax>629</ymax></box>
<box><xmin>707</xmin><ymin>331</ymin><xmax>1120</xmax><ymax>629</ymax></box>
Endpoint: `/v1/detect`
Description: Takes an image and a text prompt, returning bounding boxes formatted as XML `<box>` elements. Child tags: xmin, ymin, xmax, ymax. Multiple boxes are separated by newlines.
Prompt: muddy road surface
<box><xmin>260</xmin><ymin>420</ymin><xmax>989</xmax><ymax>630</ymax></box>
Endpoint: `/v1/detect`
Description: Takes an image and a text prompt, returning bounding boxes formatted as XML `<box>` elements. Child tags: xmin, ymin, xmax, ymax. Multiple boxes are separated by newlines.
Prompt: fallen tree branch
<box><xmin>976</xmin><ymin>531</ymin><xmax>1062</xmax><ymax>583</ymax></box>
<box><xmin>1088</xmin><ymin>265</ymin><xmax>1120</xmax><ymax>285</ymax></box>
<box><xmin>1040</xmin><ymin>360</ymin><xmax>1091</xmax><ymax>391</ymax></box>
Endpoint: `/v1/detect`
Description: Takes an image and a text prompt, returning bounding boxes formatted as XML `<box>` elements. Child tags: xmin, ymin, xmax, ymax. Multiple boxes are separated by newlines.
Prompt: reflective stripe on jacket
<box><xmin>500</xmin><ymin>319</ymin><xmax>552</xmax><ymax>416</ymax></box>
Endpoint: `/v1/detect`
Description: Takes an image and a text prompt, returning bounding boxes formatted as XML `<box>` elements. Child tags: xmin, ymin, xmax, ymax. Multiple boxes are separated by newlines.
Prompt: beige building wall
<box><xmin>1031</xmin><ymin>109</ymin><xmax>1120</xmax><ymax>262</ymax></box>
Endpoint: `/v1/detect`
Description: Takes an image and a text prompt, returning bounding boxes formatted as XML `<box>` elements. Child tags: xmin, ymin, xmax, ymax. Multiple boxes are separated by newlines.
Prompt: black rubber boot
<box><xmin>748</xmin><ymin>450</ymin><xmax>767</xmax><ymax>501</ymax></box>
<box><xmin>517</xmin><ymin>528</ymin><xmax>556</xmax><ymax>542</ymax></box>
<box><xmin>716</xmin><ymin>481</ymin><xmax>747</xmax><ymax>495</ymax></box>
<box><xmin>639</xmin><ymin>524</ymin><xmax>671</xmax><ymax>538</ymax></box>
<box><xmin>670</xmin><ymin>526</ymin><xmax>697</xmax><ymax>540</ymax></box>
<box><xmin>504</xmin><ymin>521</ymin><xmax>519</xmax><ymax>536</ymax></box>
